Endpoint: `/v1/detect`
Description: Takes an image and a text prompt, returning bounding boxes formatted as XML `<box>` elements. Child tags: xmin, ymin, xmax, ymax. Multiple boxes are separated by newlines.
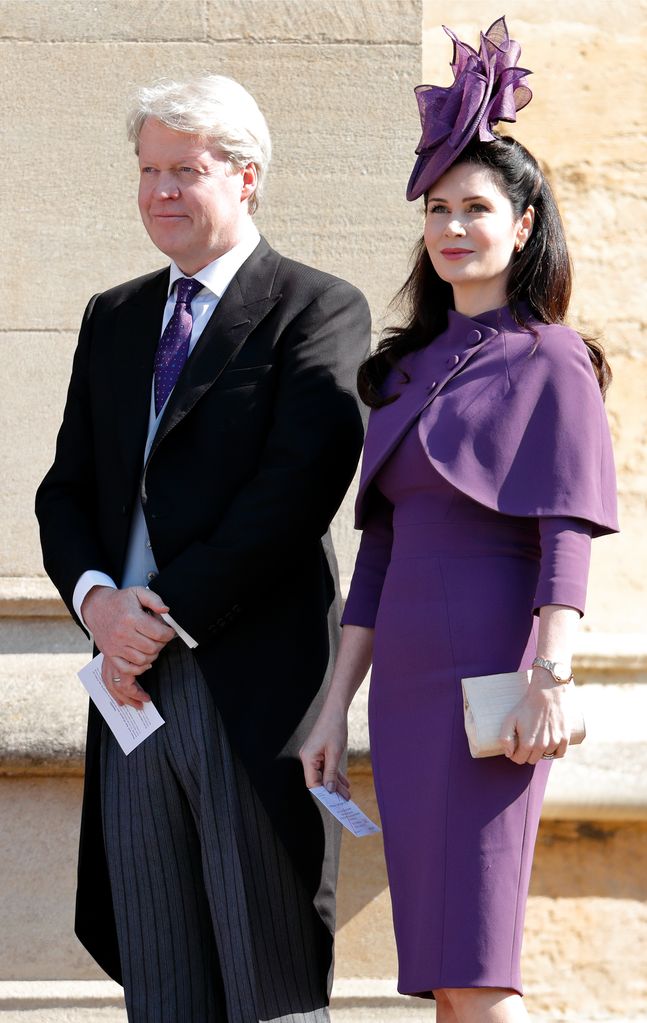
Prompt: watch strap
<box><xmin>532</xmin><ymin>656</ymin><xmax>574</xmax><ymax>684</ymax></box>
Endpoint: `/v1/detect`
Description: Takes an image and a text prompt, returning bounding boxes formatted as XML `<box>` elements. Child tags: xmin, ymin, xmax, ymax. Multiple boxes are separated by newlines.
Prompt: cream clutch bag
<box><xmin>461</xmin><ymin>670</ymin><xmax>586</xmax><ymax>759</ymax></box>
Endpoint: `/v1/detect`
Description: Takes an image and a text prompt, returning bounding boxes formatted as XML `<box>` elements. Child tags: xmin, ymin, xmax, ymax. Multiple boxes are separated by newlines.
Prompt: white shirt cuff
<box><xmin>73</xmin><ymin>575</ymin><xmax>198</xmax><ymax>649</ymax></box>
<box><xmin>73</xmin><ymin>571</ymin><xmax>118</xmax><ymax>630</ymax></box>
<box><xmin>161</xmin><ymin>611</ymin><xmax>198</xmax><ymax>649</ymax></box>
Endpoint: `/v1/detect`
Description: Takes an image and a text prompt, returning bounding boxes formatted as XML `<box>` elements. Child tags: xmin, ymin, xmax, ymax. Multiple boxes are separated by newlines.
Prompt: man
<box><xmin>36</xmin><ymin>74</ymin><xmax>370</xmax><ymax>1023</ymax></box>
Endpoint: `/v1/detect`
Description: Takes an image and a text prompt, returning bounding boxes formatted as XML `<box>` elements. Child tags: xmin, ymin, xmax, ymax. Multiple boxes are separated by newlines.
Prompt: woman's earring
<box><xmin>516</xmin><ymin>241</ymin><xmax>525</xmax><ymax>253</ymax></box>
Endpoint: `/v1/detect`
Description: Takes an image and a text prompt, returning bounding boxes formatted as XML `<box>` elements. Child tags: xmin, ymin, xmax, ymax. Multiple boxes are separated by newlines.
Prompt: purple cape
<box><xmin>355</xmin><ymin>306</ymin><xmax>618</xmax><ymax>538</ymax></box>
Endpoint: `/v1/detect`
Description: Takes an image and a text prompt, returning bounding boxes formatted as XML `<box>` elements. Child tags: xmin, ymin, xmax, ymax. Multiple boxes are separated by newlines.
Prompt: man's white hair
<box><xmin>127</xmin><ymin>74</ymin><xmax>271</xmax><ymax>214</ymax></box>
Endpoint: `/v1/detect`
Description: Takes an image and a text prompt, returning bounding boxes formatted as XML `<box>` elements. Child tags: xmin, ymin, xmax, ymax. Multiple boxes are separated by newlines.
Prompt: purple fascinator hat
<box><xmin>406</xmin><ymin>16</ymin><xmax>532</xmax><ymax>201</ymax></box>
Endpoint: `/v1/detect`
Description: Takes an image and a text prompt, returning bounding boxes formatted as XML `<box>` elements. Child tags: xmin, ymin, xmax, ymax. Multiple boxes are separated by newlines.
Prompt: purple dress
<box><xmin>343</xmin><ymin>308</ymin><xmax>617</xmax><ymax>996</ymax></box>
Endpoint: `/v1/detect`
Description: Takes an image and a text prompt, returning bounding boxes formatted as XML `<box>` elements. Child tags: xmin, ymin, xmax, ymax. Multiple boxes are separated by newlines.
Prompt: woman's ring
<box><xmin>112</xmin><ymin>676</ymin><xmax>122</xmax><ymax>685</ymax></box>
<box><xmin>542</xmin><ymin>752</ymin><xmax>556</xmax><ymax>760</ymax></box>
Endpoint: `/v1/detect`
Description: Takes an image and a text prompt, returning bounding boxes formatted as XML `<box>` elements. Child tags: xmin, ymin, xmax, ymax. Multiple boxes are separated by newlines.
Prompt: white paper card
<box><xmin>78</xmin><ymin>653</ymin><xmax>165</xmax><ymax>755</ymax></box>
<box><xmin>309</xmin><ymin>786</ymin><xmax>381</xmax><ymax>837</ymax></box>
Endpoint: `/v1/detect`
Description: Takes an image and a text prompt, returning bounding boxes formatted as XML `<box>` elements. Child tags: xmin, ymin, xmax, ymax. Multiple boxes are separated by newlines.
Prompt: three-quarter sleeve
<box><xmin>534</xmin><ymin>516</ymin><xmax>593</xmax><ymax>617</ymax></box>
<box><xmin>341</xmin><ymin>490</ymin><xmax>394</xmax><ymax>628</ymax></box>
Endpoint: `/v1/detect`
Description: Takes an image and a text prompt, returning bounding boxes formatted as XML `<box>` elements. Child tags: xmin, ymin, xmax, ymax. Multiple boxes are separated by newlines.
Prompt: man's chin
<box><xmin>144</xmin><ymin>230</ymin><xmax>190</xmax><ymax>265</ymax></box>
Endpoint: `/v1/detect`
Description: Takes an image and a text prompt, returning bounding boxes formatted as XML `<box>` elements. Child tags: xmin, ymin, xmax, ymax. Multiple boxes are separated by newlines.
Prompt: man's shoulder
<box><xmin>92</xmin><ymin>267</ymin><xmax>169</xmax><ymax>313</ymax></box>
<box><xmin>256</xmin><ymin>239</ymin><xmax>367</xmax><ymax>308</ymax></box>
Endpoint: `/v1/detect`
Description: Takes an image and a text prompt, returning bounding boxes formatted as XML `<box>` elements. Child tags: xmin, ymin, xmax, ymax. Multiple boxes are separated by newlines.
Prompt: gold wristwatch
<box><xmin>531</xmin><ymin>656</ymin><xmax>574</xmax><ymax>685</ymax></box>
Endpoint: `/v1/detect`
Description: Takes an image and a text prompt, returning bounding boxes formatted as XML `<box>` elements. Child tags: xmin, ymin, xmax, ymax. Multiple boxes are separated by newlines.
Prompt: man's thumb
<box><xmin>138</xmin><ymin>586</ymin><xmax>170</xmax><ymax>614</ymax></box>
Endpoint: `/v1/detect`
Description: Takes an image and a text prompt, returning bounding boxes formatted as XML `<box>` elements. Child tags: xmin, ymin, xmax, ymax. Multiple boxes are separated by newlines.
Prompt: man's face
<box><xmin>137</xmin><ymin>117</ymin><xmax>256</xmax><ymax>275</ymax></box>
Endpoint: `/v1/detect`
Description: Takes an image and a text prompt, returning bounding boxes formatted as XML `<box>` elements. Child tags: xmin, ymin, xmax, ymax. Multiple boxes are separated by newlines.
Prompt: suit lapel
<box><xmin>147</xmin><ymin>239</ymin><xmax>282</xmax><ymax>461</ymax></box>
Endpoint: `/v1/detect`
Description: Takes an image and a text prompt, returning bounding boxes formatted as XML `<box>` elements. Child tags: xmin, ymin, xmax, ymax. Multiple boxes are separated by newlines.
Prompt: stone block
<box><xmin>583</xmin><ymin>499</ymin><xmax>647</xmax><ymax>636</ymax></box>
<box><xmin>0</xmin><ymin>578</ymin><xmax>62</xmax><ymax>618</ymax></box>
<box><xmin>0</xmin><ymin>615</ymin><xmax>87</xmax><ymax>656</ymax></box>
<box><xmin>0</xmin><ymin>653</ymin><xmax>88</xmax><ymax>774</ymax></box>
<box><xmin>0</xmin><ymin>332</ymin><xmax>78</xmax><ymax>577</ymax></box>
<box><xmin>206</xmin><ymin>0</ymin><xmax>421</xmax><ymax>44</ymax></box>
<box><xmin>0</xmin><ymin>0</ymin><xmax>206</xmax><ymax>41</ymax></box>
<box><xmin>0</xmin><ymin>776</ymin><xmax>104</xmax><ymax>979</ymax></box>
<box><xmin>1</xmin><ymin>41</ymin><xmax>420</xmax><ymax>332</ymax></box>
<box><xmin>423</xmin><ymin>0</ymin><xmax>645</xmax><ymax>172</ymax></box>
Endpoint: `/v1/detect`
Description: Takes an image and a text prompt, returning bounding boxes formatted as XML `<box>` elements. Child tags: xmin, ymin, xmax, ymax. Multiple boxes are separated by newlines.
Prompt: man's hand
<box><xmin>82</xmin><ymin>585</ymin><xmax>176</xmax><ymax>676</ymax></box>
<box><xmin>102</xmin><ymin>654</ymin><xmax>151</xmax><ymax>711</ymax></box>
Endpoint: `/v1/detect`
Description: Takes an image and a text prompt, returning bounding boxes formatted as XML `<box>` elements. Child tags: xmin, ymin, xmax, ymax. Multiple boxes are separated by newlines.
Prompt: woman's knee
<box><xmin>434</xmin><ymin>988</ymin><xmax>453</xmax><ymax>1006</ymax></box>
<box><xmin>433</xmin><ymin>989</ymin><xmax>459</xmax><ymax>1023</ymax></box>
<box><xmin>440</xmin><ymin>986</ymin><xmax>524</xmax><ymax>1021</ymax></box>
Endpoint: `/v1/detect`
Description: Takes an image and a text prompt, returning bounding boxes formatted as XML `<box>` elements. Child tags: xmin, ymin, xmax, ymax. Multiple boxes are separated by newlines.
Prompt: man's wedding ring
<box><xmin>542</xmin><ymin>752</ymin><xmax>556</xmax><ymax>760</ymax></box>
<box><xmin>111</xmin><ymin>676</ymin><xmax>122</xmax><ymax>685</ymax></box>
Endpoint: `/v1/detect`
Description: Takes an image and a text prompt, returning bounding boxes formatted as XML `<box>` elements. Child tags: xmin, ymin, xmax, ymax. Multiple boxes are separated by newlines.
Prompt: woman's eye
<box><xmin>468</xmin><ymin>203</ymin><xmax>488</xmax><ymax>212</ymax></box>
<box><xmin>428</xmin><ymin>204</ymin><xmax>449</xmax><ymax>214</ymax></box>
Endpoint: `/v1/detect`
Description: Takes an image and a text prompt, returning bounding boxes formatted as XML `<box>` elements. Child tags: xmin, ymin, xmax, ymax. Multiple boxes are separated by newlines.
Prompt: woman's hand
<box><xmin>502</xmin><ymin>604</ymin><xmax>580</xmax><ymax>765</ymax></box>
<box><xmin>299</xmin><ymin>707</ymin><xmax>351</xmax><ymax>799</ymax></box>
<box><xmin>501</xmin><ymin>670</ymin><xmax>571</xmax><ymax>765</ymax></box>
<box><xmin>299</xmin><ymin>624</ymin><xmax>374</xmax><ymax>800</ymax></box>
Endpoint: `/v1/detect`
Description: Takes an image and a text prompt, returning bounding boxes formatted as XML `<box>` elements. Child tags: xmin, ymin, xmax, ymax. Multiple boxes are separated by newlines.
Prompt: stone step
<box><xmin>1</xmin><ymin>651</ymin><xmax>647</xmax><ymax>818</ymax></box>
<box><xmin>0</xmin><ymin>981</ymin><xmax>643</xmax><ymax>1021</ymax></box>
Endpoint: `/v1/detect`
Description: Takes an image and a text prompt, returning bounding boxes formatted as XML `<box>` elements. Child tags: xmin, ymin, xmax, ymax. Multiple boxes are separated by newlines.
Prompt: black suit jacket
<box><xmin>36</xmin><ymin>237</ymin><xmax>370</xmax><ymax>982</ymax></box>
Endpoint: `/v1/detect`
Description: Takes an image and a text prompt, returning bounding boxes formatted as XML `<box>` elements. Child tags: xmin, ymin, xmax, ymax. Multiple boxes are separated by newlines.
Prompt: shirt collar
<box><xmin>167</xmin><ymin>218</ymin><xmax>261</xmax><ymax>299</ymax></box>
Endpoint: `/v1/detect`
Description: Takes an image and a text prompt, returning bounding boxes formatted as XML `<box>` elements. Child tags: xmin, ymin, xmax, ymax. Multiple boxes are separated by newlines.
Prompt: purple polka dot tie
<box><xmin>154</xmin><ymin>277</ymin><xmax>203</xmax><ymax>416</ymax></box>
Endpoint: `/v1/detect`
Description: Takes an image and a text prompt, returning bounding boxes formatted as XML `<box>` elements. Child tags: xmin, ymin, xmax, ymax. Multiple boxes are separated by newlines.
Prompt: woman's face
<box><xmin>423</xmin><ymin>162</ymin><xmax>533</xmax><ymax>316</ymax></box>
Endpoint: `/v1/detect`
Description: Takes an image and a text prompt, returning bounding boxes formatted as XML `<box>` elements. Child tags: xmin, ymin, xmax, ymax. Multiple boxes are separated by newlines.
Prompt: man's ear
<box><xmin>241</xmin><ymin>162</ymin><xmax>257</xmax><ymax>203</ymax></box>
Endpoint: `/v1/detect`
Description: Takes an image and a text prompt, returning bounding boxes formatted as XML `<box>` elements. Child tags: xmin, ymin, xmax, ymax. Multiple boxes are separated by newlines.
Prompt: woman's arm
<box><xmin>300</xmin><ymin>624</ymin><xmax>374</xmax><ymax>797</ymax></box>
<box><xmin>501</xmin><ymin>603</ymin><xmax>581</xmax><ymax>765</ymax></box>
<box><xmin>300</xmin><ymin>488</ymin><xmax>393</xmax><ymax>796</ymax></box>
<box><xmin>501</xmin><ymin>516</ymin><xmax>593</xmax><ymax>765</ymax></box>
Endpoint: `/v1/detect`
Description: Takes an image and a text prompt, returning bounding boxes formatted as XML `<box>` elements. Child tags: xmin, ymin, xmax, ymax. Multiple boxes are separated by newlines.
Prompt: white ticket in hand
<box><xmin>309</xmin><ymin>786</ymin><xmax>381</xmax><ymax>837</ymax></box>
<box><xmin>78</xmin><ymin>653</ymin><xmax>165</xmax><ymax>755</ymax></box>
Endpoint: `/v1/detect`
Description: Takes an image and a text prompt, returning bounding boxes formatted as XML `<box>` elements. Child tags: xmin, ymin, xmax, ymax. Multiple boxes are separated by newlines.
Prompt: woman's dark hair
<box><xmin>358</xmin><ymin>134</ymin><xmax>611</xmax><ymax>406</ymax></box>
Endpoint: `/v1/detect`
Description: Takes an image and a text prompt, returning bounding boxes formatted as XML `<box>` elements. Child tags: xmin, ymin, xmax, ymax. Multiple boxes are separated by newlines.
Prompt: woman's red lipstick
<box><xmin>441</xmin><ymin>248</ymin><xmax>475</xmax><ymax>260</ymax></box>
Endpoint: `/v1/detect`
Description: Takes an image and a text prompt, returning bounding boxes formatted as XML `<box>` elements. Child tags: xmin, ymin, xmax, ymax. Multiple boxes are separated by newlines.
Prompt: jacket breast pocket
<box><xmin>216</xmin><ymin>364</ymin><xmax>274</xmax><ymax>391</ymax></box>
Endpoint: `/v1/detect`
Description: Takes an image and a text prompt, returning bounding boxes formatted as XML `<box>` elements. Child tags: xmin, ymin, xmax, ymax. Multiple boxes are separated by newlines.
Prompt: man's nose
<box><xmin>152</xmin><ymin>172</ymin><xmax>180</xmax><ymax>200</ymax></box>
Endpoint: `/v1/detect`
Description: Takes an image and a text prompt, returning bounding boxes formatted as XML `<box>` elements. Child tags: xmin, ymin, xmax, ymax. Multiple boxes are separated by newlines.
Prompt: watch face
<box><xmin>534</xmin><ymin>657</ymin><xmax>571</xmax><ymax>681</ymax></box>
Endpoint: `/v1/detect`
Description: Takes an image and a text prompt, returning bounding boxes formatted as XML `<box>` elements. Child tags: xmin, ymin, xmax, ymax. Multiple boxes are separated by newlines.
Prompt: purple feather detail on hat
<box><xmin>406</xmin><ymin>16</ymin><xmax>532</xmax><ymax>201</ymax></box>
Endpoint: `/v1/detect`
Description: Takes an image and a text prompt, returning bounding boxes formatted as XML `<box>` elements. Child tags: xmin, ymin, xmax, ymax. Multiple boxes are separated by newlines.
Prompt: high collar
<box><xmin>447</xmin><ymin>303</ymin><xmax>533</xmax><ymax>335</ymax></box>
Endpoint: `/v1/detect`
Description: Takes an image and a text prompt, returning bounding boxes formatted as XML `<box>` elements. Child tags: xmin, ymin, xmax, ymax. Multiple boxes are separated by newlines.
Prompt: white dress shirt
<box><xmin>73</xmin><ymin>220</ymin><xmax>261</xmax><ymax>646</ymax></box>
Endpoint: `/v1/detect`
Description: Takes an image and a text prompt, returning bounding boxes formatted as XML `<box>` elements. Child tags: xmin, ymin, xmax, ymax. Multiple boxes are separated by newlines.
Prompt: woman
<box><xmin>300</xmin><ymin>18</ymin><xmax>618</xmax><ymax>1023</ymax></box>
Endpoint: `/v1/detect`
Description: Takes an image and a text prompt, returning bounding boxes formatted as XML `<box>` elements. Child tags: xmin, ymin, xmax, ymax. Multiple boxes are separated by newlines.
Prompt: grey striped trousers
<box><xmin>100</xmin><ymin>642</ymin><xmax>332</xmax><ymax>1023</ymax></box>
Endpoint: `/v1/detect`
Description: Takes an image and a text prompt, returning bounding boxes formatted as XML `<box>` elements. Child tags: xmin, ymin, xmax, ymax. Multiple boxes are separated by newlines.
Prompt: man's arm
<box><xmin>150</xmin><ymin>278</ymin><xmax>370</xmax><ymax>643</ymax></box>
<box><xmin>36</xmin><ymin>296</ymin><xmax>114</xmax><ymax>624</ymax></box>
<box><xmin>36</xmin><ymin>296</ymin><xmax>177</xmax><ymax>682</ymax></box>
